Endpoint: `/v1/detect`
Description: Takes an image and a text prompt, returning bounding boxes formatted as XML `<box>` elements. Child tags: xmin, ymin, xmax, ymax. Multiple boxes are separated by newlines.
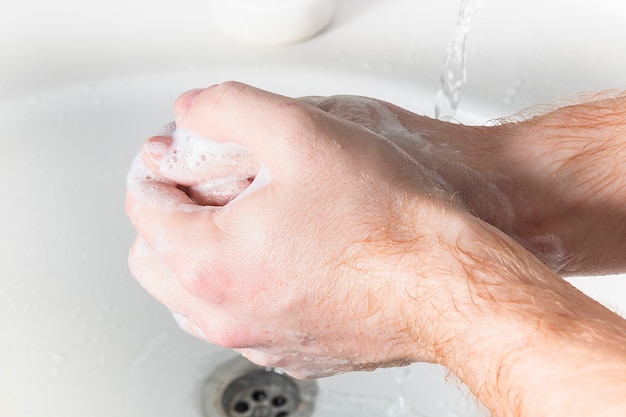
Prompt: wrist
<box><xmin>396</xmin><ymin>208</ymin><xmax>538</xmax><ymax>365</ymax></box>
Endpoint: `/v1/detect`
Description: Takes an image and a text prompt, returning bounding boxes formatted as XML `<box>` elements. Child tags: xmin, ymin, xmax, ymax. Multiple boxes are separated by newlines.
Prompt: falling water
<box><xmin>434</xmin><ymin>0</ymin><xmax>483</xmax><ymax>119</ymax></box>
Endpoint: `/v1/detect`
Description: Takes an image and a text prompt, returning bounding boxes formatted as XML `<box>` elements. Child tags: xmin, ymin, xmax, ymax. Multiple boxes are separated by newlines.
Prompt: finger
<box><xmin>174</xmin><ymin>82</ymin><xmax>316</xmax><ymax>177</ymax></box>
<box><xmin>128</xmin><ymin>235</ymin><xmax>193</xmax><ymax>308</ymax></box>
<box><xmin>125</xmin><ymin>156</ymin><xmax>260</xmax><ymax>319</ymax></box>
<box><xmin>125</xmin><ymin>153</ymin><xmax>198</xmax><ymax>228</ymax></box>
<box><xmin>173</xmin><ymin>88</ymin><xmax>203</xmax><ymax>121</ymax></box>
<box><xmin>235</xmin><ymin>348</ymin><xmax>350</xmax><ymax>379</ymax></box>
<box><xmin>141</xmin><ymin>125</ymin><xmax>260</xmax><ymax>205</ymax></box>
<box><xmin>235</xmin><ymin>348</ymin><xmax>286</xmax><ymax>368</ymax></box>
<box><xmin>125</xmin><ymin>154</ymin><xmax>223</xmax><ymax>275</ymax></box>
<box><xmin>128</xmin><ymin>236</ymin><xmax>249</xmax><ymax>348</ymax></box>
<box><xmin>142</xmin><ymin>125</ymin><xmax>259</xmax><ymax>186</ymax></box>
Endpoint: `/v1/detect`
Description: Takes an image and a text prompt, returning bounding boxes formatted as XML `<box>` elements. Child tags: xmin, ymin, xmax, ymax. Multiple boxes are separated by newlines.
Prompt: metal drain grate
<box><xmin>203</xmin><ymin>355</ymin><xmax>317</xmax><ymax>417</ymax></box>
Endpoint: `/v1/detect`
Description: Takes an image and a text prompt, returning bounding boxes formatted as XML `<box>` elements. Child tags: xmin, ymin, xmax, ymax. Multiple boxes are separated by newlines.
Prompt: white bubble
<box><xmin>127</xmin><ymin>122</ymin><xmax>268</xmax><ymax>208</ymax></box>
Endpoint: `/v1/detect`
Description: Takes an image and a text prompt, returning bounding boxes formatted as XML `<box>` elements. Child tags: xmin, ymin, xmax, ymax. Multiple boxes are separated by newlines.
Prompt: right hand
<box><xmin>125</xmin><ymin>82</ymin><xmax>520</xmax><ymax>378</ymax></box>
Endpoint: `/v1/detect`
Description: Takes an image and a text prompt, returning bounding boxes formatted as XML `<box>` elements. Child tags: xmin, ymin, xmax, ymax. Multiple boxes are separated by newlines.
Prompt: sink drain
<box><xmin>203</xmin><ymin>355</ymin><xmax>317</xmax><ymax>417</ymax></box>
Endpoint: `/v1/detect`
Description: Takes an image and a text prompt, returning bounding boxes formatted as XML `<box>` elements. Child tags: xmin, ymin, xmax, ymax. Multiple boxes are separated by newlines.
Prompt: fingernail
<box><xmin>141</xmin><ymin>135</ymin><xmax>173</xmax><ymax>168</ymax></box>
<box><xmin>174</xmin><ymin>88</ymin><xmax>203</xmax><ymax>121</ymax></box>
<box><xmin>172</xmin><ymin>312</ymin><xmax>208</xmax><ymax>341</ymax></box>
<box><xmin>172</xmin><ymin>311</ymin><xmax>189</xmax><ymax>328</ymax></box>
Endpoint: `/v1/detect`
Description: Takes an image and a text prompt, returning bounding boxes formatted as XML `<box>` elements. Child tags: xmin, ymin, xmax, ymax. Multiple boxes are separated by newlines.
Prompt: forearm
<box><xmin>422</xmin><ymin>220</ymin><xmax>626</xmax><ymax>417</ymax></box>
<box><xmin>406</xmin><ymin>95</ymin><xmax>626</xmax><ymax>275</ymax></box>
<box><xmin>462</xmin><ymin>300</ymin><xmax>626</xmax><ymax>417</ymax></box>
<box><xmin>489</xmin><ymin>95</ymin><xmax>626</xmax><ymax>274</ymax></box>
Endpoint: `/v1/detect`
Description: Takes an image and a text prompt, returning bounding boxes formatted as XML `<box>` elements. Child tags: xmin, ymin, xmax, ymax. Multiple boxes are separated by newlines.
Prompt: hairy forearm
<box><xmin>365</xmin><ymin>95</ymin><xmax>626</xmax><ymax>274</ymax></box>
<box><xmin>425</xmin><ymin>220</ymin><xmax>626</xmax><ymax>417</ymax></box>
<box><xmin>407</xmin><ymin>95</ymin><xmax>626</xmax><ymax>275</ymax></box>
<box><xmin>472</xmin><ymin>310</ymin><xmax>626</xmax><ymax>417</ymax></box>
<box><xmin>490</xmin><ymin>95</ymin><xmax>626</xmax><ymax>274</ymax></box>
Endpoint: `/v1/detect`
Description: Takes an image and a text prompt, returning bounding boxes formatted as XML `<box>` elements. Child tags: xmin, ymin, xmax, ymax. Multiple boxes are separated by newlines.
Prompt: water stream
<box><xmin>434</xmin><ymin>0</ymin><xmax>483</xmax><ymax>119</ymax></box>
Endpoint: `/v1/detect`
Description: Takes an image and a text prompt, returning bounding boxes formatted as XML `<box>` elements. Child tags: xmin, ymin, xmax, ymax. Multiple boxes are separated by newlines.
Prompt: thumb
<box><xmin>174</xmin><ymin>82</ymin><xmax>312</xmax><ymax>180</ymax></box>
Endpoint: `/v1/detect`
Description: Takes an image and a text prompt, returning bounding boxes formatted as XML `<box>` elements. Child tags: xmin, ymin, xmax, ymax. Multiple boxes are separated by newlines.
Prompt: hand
<box><xmin>125</xmin><ymin>82</ymin><xmax>498</xmax><ymax>378</ymax></box>
<box><xmin>303</xmin><ymin>93</ymin><xmax>626</xmax><ymax>276</ymax></box>
<box><xmin>126</xmin><ymin>83</ymin><xmax>626</xmax><ymax>417</ymax></box>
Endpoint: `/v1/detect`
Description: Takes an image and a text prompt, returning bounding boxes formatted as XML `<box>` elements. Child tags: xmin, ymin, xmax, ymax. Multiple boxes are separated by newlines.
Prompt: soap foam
<box><xmin>128</xmin><ymin>121</ymin><xmax>268</xmax><ymax>208</ymax></box>
<box><xmin>126</xmin><ymin>154</ymin><xmax>190</xmax><ymax>210</ymax></box>
<box><xmin>162</xmin><ymin>124</ymin><xmax>256</xmax><ymax>182</ymax></box>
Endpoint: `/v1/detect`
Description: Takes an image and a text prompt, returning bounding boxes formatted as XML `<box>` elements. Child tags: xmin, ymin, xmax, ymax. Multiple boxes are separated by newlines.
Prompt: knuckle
<box><xmin>208</xmin><ymin>323</ymin><xmax>250</xmax><ymax>349</ymax></box>
<box><xmin>171</xmin><ymin>255</ymin><xmax>203</xmax><ymax>293</ymax></box>
<box><xmin>240</xmin><ymin>349</ymin><xmax>285</xmax><ymax>367</ymax></box>
<box><xmin>300</xmin><ymin>96</ymin><xmax>337</xmax><ymax>112</ymax></box>
<box><xmin>278</xmin><ymin>99</ymin><xmax>318</xmax><ymax>123</ymax></box>
<box><xmin>208</xmin><ymin>81</ymin><xmax>252</xmax><ymax>108</ymax></box>
<box><xmin>214</xmin><ymin>334</ymin><xmax>245</xmax><ymax>349</ymax></box>
<box><xmin>171</xmin><ymin>249</ymin><xmax>231</xmax><ymax>303</ymax></box>
<box><xmin>274</xmin><ymin>101</ymin><xmax>325</xmax><ymax>149</ymax></box>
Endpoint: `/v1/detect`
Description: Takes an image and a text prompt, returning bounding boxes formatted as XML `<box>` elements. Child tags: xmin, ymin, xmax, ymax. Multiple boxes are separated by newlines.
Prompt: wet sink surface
<box><xmin>2</xmin><ymin>1</ymin><xmax>626</xmax><ymax>416</ymax></box>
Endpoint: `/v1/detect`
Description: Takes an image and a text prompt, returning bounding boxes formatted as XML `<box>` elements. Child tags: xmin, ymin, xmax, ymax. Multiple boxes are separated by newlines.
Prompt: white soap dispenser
<box><xmin>210</xmin><ymin>0</ymin><xmax>336</xmax><ymax>46</ymax></box>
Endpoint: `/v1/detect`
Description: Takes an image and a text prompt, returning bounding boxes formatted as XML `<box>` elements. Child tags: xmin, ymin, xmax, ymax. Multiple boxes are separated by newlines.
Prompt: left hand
<box><xmin>125</xmin><ymin>83</ymin><xmax>489</xmax><ymax>378</ymax></box>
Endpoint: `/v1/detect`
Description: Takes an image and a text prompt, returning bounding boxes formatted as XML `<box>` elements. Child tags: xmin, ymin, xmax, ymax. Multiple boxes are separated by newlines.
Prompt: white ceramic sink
<box><xmin>2</xmin><ymin>1</ymin><xmax>626</xmax><ymax>416</ymax></box>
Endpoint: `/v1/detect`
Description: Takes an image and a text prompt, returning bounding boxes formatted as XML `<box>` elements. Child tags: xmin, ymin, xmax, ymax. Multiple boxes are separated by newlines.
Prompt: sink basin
<box><xmin>2</xmin><ymin>1</ymin><xmax>625</xmax><ymax>416</ymax></box>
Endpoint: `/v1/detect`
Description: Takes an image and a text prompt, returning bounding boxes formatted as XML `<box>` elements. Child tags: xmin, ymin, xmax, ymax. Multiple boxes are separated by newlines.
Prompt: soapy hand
<box><xmin>126</xmin><ymin>83</ymin><xmax>626</xmax><ymax>416</ymax></box>
<box><xmin>132</xmin><ymin>120</ymin><xmax>261</xmax><ymax>206</ymax></box>
<box><xmin>125</xmin><ymin>82</ymin><xmax>500</xmax><ymax>378</ymax></box>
